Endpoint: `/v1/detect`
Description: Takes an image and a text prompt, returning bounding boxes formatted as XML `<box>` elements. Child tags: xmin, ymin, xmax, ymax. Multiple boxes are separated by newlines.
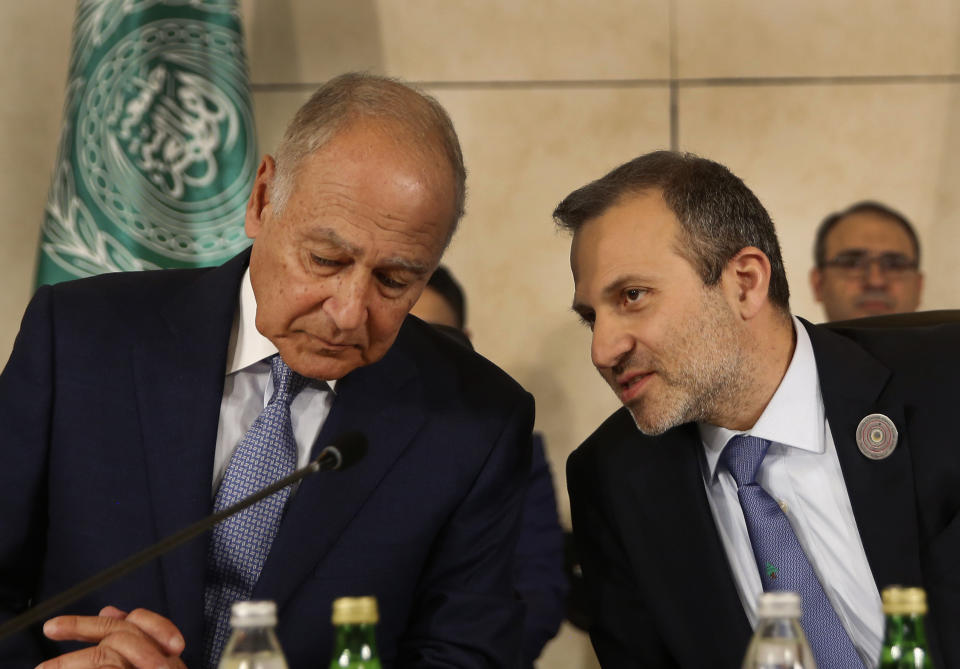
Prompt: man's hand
<box><xmin>36</xmin><ymin>606</ymin><xmax>187</xmax><ymax>669</ymax></box>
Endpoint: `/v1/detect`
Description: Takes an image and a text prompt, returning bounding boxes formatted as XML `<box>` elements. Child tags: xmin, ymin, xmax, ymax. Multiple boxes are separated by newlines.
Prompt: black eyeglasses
<box><xmin>820</xmin><ymin>251</ymin><xmax>919</xmax><ymax>278</ymax></box>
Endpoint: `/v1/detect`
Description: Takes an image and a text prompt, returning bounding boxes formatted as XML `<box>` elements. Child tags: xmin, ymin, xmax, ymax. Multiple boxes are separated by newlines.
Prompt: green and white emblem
<box><xmin>38</xmin><ymin>0</ymin><xmax>255</xmax><ymax>286</ymax></box>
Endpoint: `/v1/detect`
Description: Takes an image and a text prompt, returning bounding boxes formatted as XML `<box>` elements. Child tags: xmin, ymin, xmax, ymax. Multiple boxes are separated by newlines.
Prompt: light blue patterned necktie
<box><xmin>203</xmin><ymin>355</ymin><xmax>308</xmax><ymax>668</ymax></box>
<box><xmin>722</xmin><ymin>435</ymin><xmax>865</xmax><ymax>669</ymax></box>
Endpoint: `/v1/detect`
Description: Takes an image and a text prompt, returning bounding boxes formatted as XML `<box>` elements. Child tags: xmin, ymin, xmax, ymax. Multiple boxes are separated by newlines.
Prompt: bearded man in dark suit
<box><xmin>557</xmin><ymin>151</ymin><xmax>959</xmax><ymax>668</ymax></box>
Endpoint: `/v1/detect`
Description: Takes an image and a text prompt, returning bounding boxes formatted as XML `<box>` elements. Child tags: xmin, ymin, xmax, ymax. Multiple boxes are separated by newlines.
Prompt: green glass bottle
<box><xmin>880</xmin><ymin>586</ymin><xmax>906</xmax><ymax>668</ymax></box>
<box><xmin>879</xmin><ymin>586</ymin><xmax>933</xmax><ymax>669</ymax></box>
<box><xmin>328</xmin><ymin>596</ymin><xmax>382</xmax><ymax>669</ymax></box>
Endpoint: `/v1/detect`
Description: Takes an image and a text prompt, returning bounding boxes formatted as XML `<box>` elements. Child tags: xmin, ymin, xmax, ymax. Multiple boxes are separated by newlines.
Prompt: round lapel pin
<box><xmin>855</xmin><ymin>413</ymin><xmax>898</xmax><ymax>460</ymax></box>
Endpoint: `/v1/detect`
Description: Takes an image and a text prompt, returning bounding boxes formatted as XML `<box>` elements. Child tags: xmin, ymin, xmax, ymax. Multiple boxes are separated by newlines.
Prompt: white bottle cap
<box><xmin>756</xmin><ymin>591</ymin><xmax>802</xmax><ymax>619</ymax></box>
<box><xmin>230</xmin><ymin>600</ymin><xmax>278</xmax><ymax>627</ymax></box>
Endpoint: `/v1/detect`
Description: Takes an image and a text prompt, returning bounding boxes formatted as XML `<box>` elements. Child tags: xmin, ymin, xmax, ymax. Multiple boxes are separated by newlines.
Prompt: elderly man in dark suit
<box><xmin>556</xmin><ymin>151</ymin><xmax>960</xmax><ymax>668</ymax></box>
<box><xmin>0</xmin><ymin>73</ymin><xmax>533</xmax><ymax>669</ymax></box>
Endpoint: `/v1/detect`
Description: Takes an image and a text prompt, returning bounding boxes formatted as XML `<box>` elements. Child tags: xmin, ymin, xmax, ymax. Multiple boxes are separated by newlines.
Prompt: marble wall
<box><xmin>3</xmin><ymin>2</ymin><xmax>960</xmax><ymax>666</ymax></box>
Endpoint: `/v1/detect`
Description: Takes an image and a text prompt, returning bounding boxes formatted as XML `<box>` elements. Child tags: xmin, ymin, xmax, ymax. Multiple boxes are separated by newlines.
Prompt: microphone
<box><xmin>312</xmin><ymin>431</ymin><xmax>367</xmax><ymax>472</ymax></box>
<box><xmin>0</xmin><ymin>431</ymin><xmax>368</xmax><ymax>641</ymax></box>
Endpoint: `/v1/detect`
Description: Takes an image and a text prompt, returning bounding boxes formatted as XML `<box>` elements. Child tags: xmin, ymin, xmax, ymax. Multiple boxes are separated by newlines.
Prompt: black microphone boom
<box><xmin>0</xmin><ymin>431</ymin><xmax>368</xmax><ymax>642</ymax></box>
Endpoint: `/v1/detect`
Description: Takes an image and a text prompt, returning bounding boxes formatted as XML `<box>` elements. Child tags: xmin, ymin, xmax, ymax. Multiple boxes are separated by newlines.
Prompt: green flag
<box><xmin>36</xmin><ymin>0</ymin><xmax>257</xmax><ymax>287</ymax></box>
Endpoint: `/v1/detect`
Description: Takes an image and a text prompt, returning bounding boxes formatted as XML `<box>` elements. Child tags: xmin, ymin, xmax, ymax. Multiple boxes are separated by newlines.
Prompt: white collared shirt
<box><xmin>212</xmin><ymin>268</ymin><xmax>337</xmax><ymax>491</ymax></box>
<box><xmin>697</xmin><ymin>317</ymin><xmax>883</xmax><ymax>666</ymax></box>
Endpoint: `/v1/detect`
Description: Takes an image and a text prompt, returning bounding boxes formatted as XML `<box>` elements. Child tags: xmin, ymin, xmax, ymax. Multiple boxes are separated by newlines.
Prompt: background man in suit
<box><xmin>411</xmin><ymin>266</ymin><xmax>568</xmax><ymax>667</ymax></box>
<box><xmin>809</xmin><ymin>201</ymin><xmax>923</xmax><ymax>322</ymax></box>
<box><xmin>0</xmin><ymin>73</ymin><xmax>534</xmax><ymax>668</ymax></box>
<box><xmin>554</xmin><ymin>151</ymin><xmax>959</xmax><ymax>668</ymax></box>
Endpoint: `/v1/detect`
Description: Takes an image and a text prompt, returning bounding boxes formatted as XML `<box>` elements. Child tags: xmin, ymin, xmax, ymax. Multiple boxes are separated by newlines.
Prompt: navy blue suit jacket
<box><xmin>0</xmin><ymin>251</ymin><xmax>534</xmax><ymax>668</ymax></box>
<box><xmin>568</xmin><ymin>318</ymin><xmax>960</xmax><ymax>668</ymax></box>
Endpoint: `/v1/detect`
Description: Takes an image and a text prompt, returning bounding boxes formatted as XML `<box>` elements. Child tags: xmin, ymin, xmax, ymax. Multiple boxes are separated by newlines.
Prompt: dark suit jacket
<box><xmin>568</xmin><ymin>318</ymin><xmax>960</xmax><ymax>668</ymax></box>
<box><xmin>0</xmin><ymin>251</ymin><xmax>535</xmax><ymax>668</ymax></box>
<box><xmin>425</xmin><ymin>325</ymin><xmax>568</xmax><ymax>665</ymax></box>
<box><xmin>515</xmin><ymin>434</ymin><xmax>567</xmax><ymax>667</ymax></box>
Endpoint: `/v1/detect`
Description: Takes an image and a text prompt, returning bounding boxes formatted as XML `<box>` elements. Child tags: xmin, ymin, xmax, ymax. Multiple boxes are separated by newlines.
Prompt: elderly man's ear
<box><xmin>245</xmin><ymin>155</ymin><xmax>277</xmax><ymax>239</ymax></box>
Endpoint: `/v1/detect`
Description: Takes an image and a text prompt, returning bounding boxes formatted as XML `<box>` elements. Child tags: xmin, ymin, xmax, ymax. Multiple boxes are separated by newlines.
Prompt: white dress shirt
<box><xmin>697</xmin><ymin>316</ymin><xmax>883</xmax><ymax>666</ymax></box>
<box><xmin>212</xmin><ymin>268</ymin><xmax>336</xmax><ymax>492</ymax></box>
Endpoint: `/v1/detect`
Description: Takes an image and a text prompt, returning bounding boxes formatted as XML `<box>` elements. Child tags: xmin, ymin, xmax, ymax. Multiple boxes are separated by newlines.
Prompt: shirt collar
<box><xmin>699</xmin><ymin>316</ymin><xmax>825</xmax><ymax>481</ymax></box>
<box><xmin>225</xmin><ymin>267</ymin><xmax>278</xmax><ymax>374</ymax></box>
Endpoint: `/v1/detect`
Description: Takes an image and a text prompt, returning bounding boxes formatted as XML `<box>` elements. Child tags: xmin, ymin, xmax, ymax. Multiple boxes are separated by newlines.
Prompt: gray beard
<box><xmin>625</xmin><ymin>289</ymin><xmax>752</xmax><ymax>436</ymax></box>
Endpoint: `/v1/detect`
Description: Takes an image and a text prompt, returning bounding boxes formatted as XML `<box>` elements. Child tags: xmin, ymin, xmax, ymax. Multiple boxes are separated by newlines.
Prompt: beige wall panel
<box><xmin>0</xmin><ymin>3</ymin><xmax>72</xmax><ymax>363</ymax></box>
<box><xmin>376</xmin><ymin>0</ymin><xmax>670</xmax><ymax>81</ymax></box>
<box><xmin>430</xmin><ymin>85</ymin><xmax>670</xmax><ymax>529</ymax></box>
<box><xmin>678</xmin><ymin>83</ymin><xmax>960</xmax><ymax>322</ymax></box>
<box><xmin>241</xmin><ymin>0</ymin><xmax>386</xmax><ymax>83</ymax></box>
<box><xmin>677</xmin><ymin>0</ymin><xmax>960</xmax><ymax>78</ymax></box>
<box><xmin>252</xmin><ymin>90</ymin><xmax>313</xmax><ymax>155</ymax></box>
<box><xmin>242</xmin><ymin>0</ymin><xmax>670</xmax><ymax>83</ymax></box>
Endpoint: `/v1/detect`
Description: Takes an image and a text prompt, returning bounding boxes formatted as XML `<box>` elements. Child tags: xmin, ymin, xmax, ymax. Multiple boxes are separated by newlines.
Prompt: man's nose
<box><xmin>323</xmin><ymin>273</ymin><xmax>370</xmax><ymax>331</ymax></box>
<box><xmin>863</xmin><ymin>259</ymin><xmax>889</xmax><ymax>288</ymax></box>
<box><xmin>591</xmin><ymin>314</ymin><xmax>633</xmax><ymax>371</ymax></box>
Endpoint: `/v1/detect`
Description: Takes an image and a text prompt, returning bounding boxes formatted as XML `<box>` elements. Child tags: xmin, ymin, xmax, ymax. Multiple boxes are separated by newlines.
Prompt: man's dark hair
<box><xmin>553</xmin><ymin>150</ymin><xmax>790</xmax><ymax>312</ymax></box>
<box><xmin>813</xmin><ymin>201</ymin><xmax>920</xmax><ymax>268</ymax></box>
<box><xmin>427</xmin><ymin>265</ymin><xmax>467</xmax><ymax>330</ymax></box>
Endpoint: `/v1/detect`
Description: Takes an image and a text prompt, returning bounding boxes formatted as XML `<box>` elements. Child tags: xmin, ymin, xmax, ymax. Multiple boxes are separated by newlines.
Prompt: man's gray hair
<box><xmin>271</xmin><ymin>72</ymin><xmax>466</xmax><ymax>234</ymax></box>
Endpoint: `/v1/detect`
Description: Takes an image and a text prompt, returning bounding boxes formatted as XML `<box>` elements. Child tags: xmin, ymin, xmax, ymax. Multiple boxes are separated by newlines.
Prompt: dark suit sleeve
<box><xmin>925</xmin><ymin>506</ymin><xmax>960</xmax><ymax>667</ymax></box>
<box><xmin>397</xmin><ymin>392</ymin><xmax>534</xmax><ymax>668</ymax></box>
<box><xmin>567</xmin><ymin>446</ymin><xmax>680</xmax><ymax>669</ymax></box>
<box><xmin>514</xmin><ymin>433</ymin><xmax>567</xmax><ymax>666</ymax></box>
<box><xmin>0</xmin><ymin>286</ymin><xmax>55</xmax><ymax>663</ymax></box>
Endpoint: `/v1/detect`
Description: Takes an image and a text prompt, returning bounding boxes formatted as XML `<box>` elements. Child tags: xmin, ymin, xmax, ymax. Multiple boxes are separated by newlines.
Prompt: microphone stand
<box><xmin>0</xmin><ymin>456</ymin><xmax>329</xmax><ymax>641</ymax></box>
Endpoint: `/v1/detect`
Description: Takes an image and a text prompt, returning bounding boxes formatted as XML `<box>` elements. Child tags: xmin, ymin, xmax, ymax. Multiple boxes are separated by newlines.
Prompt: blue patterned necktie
<box><xmin>202</xmin><ymin>355</ymin><xmax>308</xmax><ymax>668</ymax></box>
<box><xmin>721</xmin><ymin>435</ymin><xmax>865</xmax><ymax>669</ymax></box>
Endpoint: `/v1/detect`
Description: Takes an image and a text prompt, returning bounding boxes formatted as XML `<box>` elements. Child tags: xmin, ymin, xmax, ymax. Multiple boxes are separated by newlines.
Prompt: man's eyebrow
<box><xmin>571</xmin><ymin>301</ymin><xmax>590</xmax><ymax>316</ymax></box>
<box><xmin>380</xmin><ymin>256</ymin><xmax>431</xmax><ymax>275</ymax></box>
<box><xmin>834</xmin><ymin>248</ymin><xmax>913</xmax><ymax>258</ymax></box>
<box><xmin>307</xmin><ymin>227</ymin><xmax>362</xmax><ymax>255</ymax></box>
<box><xmin>307</xmin><ymin>227</ymin><xmax>431</xmax><ymax>275</ymax></box>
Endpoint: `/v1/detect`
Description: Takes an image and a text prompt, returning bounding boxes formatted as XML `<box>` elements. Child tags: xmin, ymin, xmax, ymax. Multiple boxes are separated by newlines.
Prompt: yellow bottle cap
<box><xmin>332</xmin><ymin>596</ymin><xmax>379</xmax><ymax>625</ymax></box>
<box><xmin>882</xmin><ymin>585</ymin><xmax>904</xmax><ymax>615</ymax></box>
<box><xmin>882</xmin><ymin>585</ymin><xmax>927</xmax><ymax>615</ymax></box>
<box><xmin>900</xmin><ymin>587</ymin><xmax>928</xmax><ymax>615</ymax></box>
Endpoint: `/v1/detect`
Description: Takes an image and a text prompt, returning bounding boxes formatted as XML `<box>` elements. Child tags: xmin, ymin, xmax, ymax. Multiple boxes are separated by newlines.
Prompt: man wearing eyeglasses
<box><xmin>809</xmin><ymin>201</ymin><xmax>923</xmax><ymax>322</ymax></box>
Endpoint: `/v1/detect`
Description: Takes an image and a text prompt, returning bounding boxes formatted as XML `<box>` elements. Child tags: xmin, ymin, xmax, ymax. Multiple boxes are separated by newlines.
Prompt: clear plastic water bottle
<box><xmin>742</xmin><ymin>591</ymin><xmax>817</xmax><ymax>669</ymax></box>
<box><xmin>218</xmin><ymin>600</ymin><xmax>289</xmax><ymax>669</ymax></box>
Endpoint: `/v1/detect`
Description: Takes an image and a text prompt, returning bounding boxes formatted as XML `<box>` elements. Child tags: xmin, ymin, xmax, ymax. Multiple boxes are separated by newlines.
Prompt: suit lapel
<box><xmin>803</xmin><ymin>319</ymin><xmax>923</xmax><ymax>590</ymax></box>
<box><xmin>254</xmin><ymin>330</ymin><xmax>424</xmax><ymax>609</ymax></box>
<box><xmin>619</xmin><ymin>419</ymin><xmax>751</xmax><ymax>660</ymax></box>
<box><xmin>133</xmin><ymin>252</ymin><xmax>248</xmax><ymax>645</ymax></box>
